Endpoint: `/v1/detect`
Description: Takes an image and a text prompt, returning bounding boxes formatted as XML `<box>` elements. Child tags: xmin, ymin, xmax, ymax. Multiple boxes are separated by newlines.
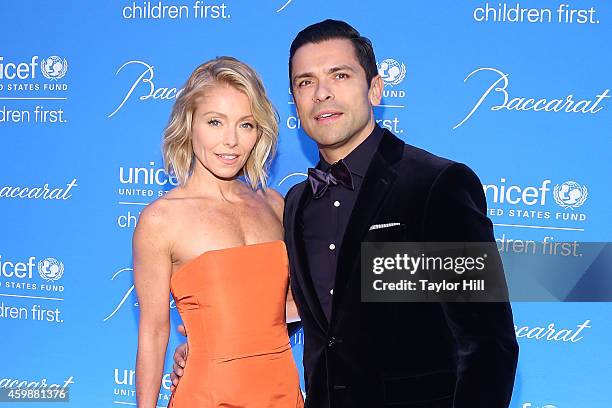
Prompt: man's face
<box><xmin>291</xmin><ymin>38</ymin><xmax>382</xmax><ymax>156</ymax></box>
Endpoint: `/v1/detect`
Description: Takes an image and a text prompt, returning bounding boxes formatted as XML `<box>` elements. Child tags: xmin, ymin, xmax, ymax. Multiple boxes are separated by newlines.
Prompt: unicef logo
<box><xmin>40</xmin><ymin>56</ymin><xmax>68</xmax><ymax>80</ymax></box>
<box><xmin>553</xmin><ymin>181</ymin><xmax>588</xmax><ymax>209</ymax></box>
<box><xmin>38</xmin><ymin>257</ymin><xmax>64</xmax><ymax>281</ymax></box>
<box><xmin>377</xmin><ymin>58</ymin><xmax>406</xmax><ymax>86</ymax></box>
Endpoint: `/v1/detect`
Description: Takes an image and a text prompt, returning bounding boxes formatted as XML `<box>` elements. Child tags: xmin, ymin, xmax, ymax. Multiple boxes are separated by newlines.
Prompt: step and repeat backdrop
<box><xmin>1</xmin><ymin>1</ymin><xmax>610</xmax><ymax>407</ymax></box>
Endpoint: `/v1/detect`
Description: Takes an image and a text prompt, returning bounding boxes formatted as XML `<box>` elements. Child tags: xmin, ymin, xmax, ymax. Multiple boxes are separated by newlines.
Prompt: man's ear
<box><xmin>369</xmin><ymin>75</ymin><xmax>383</xmax><ymax>106</ymax></box>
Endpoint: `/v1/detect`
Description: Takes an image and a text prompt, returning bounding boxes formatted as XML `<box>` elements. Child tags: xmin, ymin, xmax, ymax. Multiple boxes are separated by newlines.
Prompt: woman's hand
<box><xmin>170</xmin><ymin>324</ymin><xmax>189</xmax><ymax>392</ymax></box>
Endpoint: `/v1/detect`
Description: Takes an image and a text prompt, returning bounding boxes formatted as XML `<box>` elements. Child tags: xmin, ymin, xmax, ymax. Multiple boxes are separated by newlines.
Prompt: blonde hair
<box><xmin>162</xmin><ymin>56</ymin><xmax>278</xmax><ymax>189</ymax></box>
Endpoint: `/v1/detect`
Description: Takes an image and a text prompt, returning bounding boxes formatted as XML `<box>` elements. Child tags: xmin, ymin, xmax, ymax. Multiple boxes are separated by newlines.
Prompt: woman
<box><xmin>133</xmin><ymin>57</ymin><xmax>304</xmax><ymax>408</ymax></box>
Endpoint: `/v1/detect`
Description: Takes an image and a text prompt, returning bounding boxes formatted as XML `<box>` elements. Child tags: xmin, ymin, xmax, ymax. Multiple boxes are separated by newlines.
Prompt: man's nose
<box><xmin>313</xmin><ymin>81</ymin><xmax>333</xmax><ymax>103</ymax></box>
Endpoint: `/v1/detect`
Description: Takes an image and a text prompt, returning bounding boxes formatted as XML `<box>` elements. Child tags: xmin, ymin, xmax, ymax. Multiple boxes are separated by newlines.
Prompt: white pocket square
<box><xmin>369</xmin><ymin>222</ymin><xmax>402</xmax><ymax>231</ymax></box>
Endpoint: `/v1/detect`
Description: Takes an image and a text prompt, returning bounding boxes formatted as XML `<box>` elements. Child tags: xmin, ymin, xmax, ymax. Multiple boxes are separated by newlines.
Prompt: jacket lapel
<box><xmin>287</xmin><ymin>182</ymin><xmax>329</xmax><ymax>332</ymax></box>
<box><xmin>332</xmin><ymin>130</ymin><xmax>405</xmax><ymax>318</ymax></box>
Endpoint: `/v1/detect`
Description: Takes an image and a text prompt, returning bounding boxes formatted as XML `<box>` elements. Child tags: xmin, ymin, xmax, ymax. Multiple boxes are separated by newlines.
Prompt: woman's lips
<box><xmin>215</xmin><ymin>153</ymin><xmax>240</xmax><ymax>164</ymax></box>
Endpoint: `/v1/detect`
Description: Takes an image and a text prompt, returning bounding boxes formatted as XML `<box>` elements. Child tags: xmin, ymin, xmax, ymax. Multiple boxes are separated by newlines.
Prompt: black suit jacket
<box><xmin>284</xmin><ymin>130</ymin><xmax>519</xmax><ymax>408</ymax></box>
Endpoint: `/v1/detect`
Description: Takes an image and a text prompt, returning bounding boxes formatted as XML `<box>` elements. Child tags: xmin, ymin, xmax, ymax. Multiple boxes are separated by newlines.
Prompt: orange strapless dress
<box><xmin>168</xmin><ymin>240</ymin><xmax>304</xmax><ymax>408</ymax></box>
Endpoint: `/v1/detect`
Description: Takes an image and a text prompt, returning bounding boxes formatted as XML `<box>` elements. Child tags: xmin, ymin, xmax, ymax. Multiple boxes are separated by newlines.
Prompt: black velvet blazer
<box><xmin>284</xmin><ymin>129</ymin><xmax>519</xmax><ymax>408</ymax></box>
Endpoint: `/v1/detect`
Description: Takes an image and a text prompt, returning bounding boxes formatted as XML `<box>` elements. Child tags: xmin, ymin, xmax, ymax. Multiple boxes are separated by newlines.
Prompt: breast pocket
<box><xmin>363</xmin><ymin>223</ymin><xmax>406</xmax><ymax>242</ymax></box>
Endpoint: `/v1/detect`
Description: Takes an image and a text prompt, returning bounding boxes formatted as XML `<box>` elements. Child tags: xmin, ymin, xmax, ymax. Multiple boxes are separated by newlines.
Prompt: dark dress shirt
<box><xmin>301</xmin><ymin>125</ymin><xmax>384</xmax><ymax>321</ymax></box>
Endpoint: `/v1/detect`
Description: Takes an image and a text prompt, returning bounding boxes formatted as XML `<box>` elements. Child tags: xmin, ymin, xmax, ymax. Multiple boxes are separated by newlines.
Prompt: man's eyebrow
<box><xmin>327</xmin><ymin>65</ymin><xmax>357</xmax><ymax>74</ymax></box>
<box><xmin>292</xmin><ymin>71</ymin><xmax>314</xmax><ymax>84</ymax></box>
<box><xmin>292</xmin><ymin>65</ymin><xmax>357</xmax><ymax>84</ymax></box>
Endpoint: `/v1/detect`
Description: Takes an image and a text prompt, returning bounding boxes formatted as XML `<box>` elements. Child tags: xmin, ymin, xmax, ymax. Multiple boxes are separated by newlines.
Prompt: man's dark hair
<box><xmin>289</xmin><ymin>19</ymin><xmax>378</xmax><ymax>89</ymax></box>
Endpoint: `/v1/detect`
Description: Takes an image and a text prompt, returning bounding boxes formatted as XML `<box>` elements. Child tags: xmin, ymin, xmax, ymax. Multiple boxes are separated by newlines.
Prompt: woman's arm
<box><xmin>132</xmin><ymin>203</ymin><xmax>173</xmax><ymax>408</ymax></box>
<box><xmin>286</xmin><ymin>285</ymin><xmax>301</xmax><ymax>323</ymax></box>
<box><xmin>262</xmin><ymin>188</ymin><xmax>301</xmax><ymax>323</ymax></box>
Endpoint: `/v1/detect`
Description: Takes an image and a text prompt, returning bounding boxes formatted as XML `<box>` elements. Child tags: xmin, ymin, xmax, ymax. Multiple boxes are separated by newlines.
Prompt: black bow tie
<box><xmin>307</xmin><ymin>159</ymin><xmax>354</xmax><ymax>199</ymax></box>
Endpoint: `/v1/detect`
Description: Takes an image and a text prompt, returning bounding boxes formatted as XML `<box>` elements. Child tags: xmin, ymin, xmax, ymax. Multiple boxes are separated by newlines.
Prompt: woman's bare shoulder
<box><xmin>133</xmin><ymin>188</ymin><xmax>194</xmax><ymax>242</ymax></box>
<box><xmin>257</xmin><ymin>187</ymin><xmax>285</xmax><ymax>220</ymax></box>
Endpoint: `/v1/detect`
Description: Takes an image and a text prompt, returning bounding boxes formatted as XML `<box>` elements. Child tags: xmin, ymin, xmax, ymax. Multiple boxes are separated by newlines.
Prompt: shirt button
<box><xmin>329</xmin><ymin>243</ymin><xmax>336</xmax><ymax>250</ymax></box>
<box><xmin>333</xmin><ymin>200</ymin><xmax>340</xmax><ymax>207</ymax></box>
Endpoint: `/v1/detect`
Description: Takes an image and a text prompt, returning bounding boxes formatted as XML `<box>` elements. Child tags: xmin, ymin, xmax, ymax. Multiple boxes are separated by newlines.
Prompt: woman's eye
<box><xmin>208</xmin><ymin>119</ymin><xmax>221</xmax><ymax>127</ymax></box>
<box><xmin>241</xmin><ymin>122</ymin><xmax>255</xmax><ymax>129</ymax></box>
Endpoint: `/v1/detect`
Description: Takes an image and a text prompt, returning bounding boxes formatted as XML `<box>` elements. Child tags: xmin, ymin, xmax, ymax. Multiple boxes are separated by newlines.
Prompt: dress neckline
<box><xmin>171</xmin><ymin>240</ymin><xmax>285</xmax><ymax>284</ymax></box>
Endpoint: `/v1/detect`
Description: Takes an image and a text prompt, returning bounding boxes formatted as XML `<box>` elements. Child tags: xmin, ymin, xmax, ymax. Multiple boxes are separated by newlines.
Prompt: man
<box><xmin>172</xmin><ymin>19</ymin><xmax>519</xmax><ymax>407</ymax></box>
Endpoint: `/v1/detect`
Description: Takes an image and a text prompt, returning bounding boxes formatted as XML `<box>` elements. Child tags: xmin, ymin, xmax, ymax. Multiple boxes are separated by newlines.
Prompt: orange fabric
<box><xmin>168</xmin><ymin>240</ymin><xmax>304</xmax><ymax>407</ymax></box>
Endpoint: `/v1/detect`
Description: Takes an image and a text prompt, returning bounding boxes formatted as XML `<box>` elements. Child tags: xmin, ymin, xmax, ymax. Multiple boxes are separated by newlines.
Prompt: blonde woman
<box><xmin>133</xmin><ymin>57</ymin><xmax>303</xmax><ymax>408</ymax></box>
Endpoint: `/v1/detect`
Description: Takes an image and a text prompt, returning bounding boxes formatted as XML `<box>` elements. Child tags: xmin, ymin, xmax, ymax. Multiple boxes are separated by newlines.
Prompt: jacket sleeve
<box><xmin>422</xmin><ymin>162</ymin><xmax>519</xmax><ymax>408</ymax></box>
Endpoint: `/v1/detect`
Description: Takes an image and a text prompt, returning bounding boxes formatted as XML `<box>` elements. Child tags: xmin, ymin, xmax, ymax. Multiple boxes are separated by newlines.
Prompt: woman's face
<box><xmin>191</xmin><ymin>83</ymin><xmax>258</xmax><ymax>181</ymax></box>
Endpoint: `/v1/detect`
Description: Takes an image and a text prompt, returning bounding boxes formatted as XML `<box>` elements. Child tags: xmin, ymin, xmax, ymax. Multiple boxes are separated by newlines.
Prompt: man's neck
<box><xmin>319</xmin><ymin>120</ymin><xmax>376</xmax><ymax>164</ymax></box>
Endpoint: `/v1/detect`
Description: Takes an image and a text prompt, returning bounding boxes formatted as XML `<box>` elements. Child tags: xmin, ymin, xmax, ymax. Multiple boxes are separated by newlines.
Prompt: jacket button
<box><xmin>328</xmin><ymin>337</ymin><xmax>336</xmax><ymax>347</ymax></box>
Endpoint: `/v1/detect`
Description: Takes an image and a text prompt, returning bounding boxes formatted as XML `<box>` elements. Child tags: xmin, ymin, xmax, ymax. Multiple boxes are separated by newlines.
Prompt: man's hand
<box><xmin>170</xmin><ymin>324</ymin><xmax>188</xmax><ymax>392</ymax></box>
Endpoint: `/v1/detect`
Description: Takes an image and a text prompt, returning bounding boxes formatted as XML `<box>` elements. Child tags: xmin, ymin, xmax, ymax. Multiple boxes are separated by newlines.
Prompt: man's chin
<box><xmin>313</xmin><ymin>135</ymin><xmax>344</xmax><ymax>148</ymax></box>
<box><xmin>307</xmin><ymin>127</ymin><xmax>346</xmax><ymax>144</ymax></box>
